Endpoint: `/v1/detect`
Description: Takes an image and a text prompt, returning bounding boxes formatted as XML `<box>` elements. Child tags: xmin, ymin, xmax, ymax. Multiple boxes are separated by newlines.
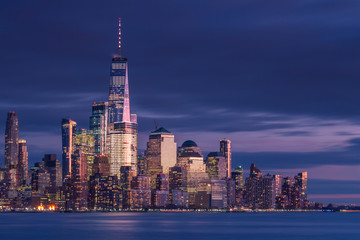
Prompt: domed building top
<box><xmin>181</xmin><ymin>140</ymin><xmax>198</xmax><ymax>148</ymax></box>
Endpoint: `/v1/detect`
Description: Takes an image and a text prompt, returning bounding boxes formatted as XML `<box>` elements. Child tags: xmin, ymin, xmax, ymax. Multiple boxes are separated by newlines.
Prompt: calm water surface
<box><xmin>0</xmin><ymin>212</ymin><xmax>359</xmax><ymax>240</ymax></box>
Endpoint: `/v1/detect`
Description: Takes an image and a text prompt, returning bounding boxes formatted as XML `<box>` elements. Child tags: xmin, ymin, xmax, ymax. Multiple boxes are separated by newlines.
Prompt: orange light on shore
<box><xmin>37</xmin><ymin>205</ymin><xmax>44</xmax><ymax>211</ymax></box>
<box><xmin>48</xmin><ymin>205</ymin><xmax>55</xmax><ymax>211</ymax></box>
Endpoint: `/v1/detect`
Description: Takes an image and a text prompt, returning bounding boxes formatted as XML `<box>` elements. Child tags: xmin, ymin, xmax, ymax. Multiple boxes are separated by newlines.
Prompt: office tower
<box><xmin>42</xmin><ymin>154</ymin><xmax>62</xmax><ymax>188</ymax></box>
<box><xmin>108</xmin><ymin>122</ymin><xmax>137</xmax><ymax>177</ymax></box>
<box><xmin>88</xmin><ymin>175</ymin><xmax>120</xmax><ymax>210</ymax></box>
<box><xmin>5</xmin><ymin>111</ymin><xmax>19</xmax><ymax>186</ymax></box>
<box><xmin>67</xmin><ymin>149</ymin><xmax>88</xmax><ymax>211</ymax></box>
<box><xmin>226</xmin><ymin>178</ymin><xmax>236</xmax><ymax>207</ymax></box>
<box><xmin>155</xmin><ymin>173</ymin><xmax>169</xmax><ymax>191</ymax></box>
<box><xmin>205</xmin><ymin>152</ymin><xmax>226</xmax><ymax>180</ymax></box>
<box><xmin>92</xmin><ymin>155</ymin><xmax>110</xmax><ymax>176</ymax></box>
<box><xmin>220</xmin><ymin>139</ymin><xmax>231</xmax><ymax>178</ymax></box>
<box><xmin>177</xmin><ymin>140</ymin><xmax>206</xmax><ymax>173</ymax></box>
<box><xmin>17</xmin><ymin>139</ymin><xmax>28</xmax><ymax>185</ymax></box>
<box><xmin>61</xmin><ymin>118</ymin><xmax>77</xmax><ymax>180</ymax></box>
<box><xmin>105</xmin><ymin>19</ymin><xmax>138</xmax><ymax>178</ymax></box>
<box><xmin>108</xmin><ymin>18</ymin><xmax>131</xmax><ymax>124</ymax></box>
<box><xmin>169</xmin><ymin>166</ymin><xmax>188</xmax><ymax>208</ymax></box>
<box><xmin>145</xmin><ymin>127</ymin><xmax>177</xmax><ymax>189</ymax></box>
<box><xmin>210</xmin><ymin>180</ymin><xmax>228</xmax><ymax>209</ymax></box>
<box><xmin>169</xmin><ymin>166</ymin><xmax>186</xmax><ymax>191</ymax></box>
<box><xmin>75</xmin><ymin>129</ymin><xmax>95</xmax><ymax>178</ymax></box>
<box><xmin>89</xmin><ymin>102</ymin><xmax>108</xmax><ymax>155</ymax></box>
<box><xmin>120</xmin><ymin>165</ymin><xmax>134</xmax><ymax>208</ymax></box>
<box><xmin>30</xmin><ymin>162</ymin><xmax>50</xmax><ymax>194</ymax></box>
<box><xmin>120</xmin><ymin>166</ymin><xmax>133</xmax><ymax>191</ymax></box>
<box><xmin>193</xmin><ymin>180</ymin><xmax>211</xmax><ymax>209</ymax></box>
<box><xmin>0</xmin><ymin>168</ymin><xmax>8</xmax><ymax>199</ymax></box>
<box><xmin>231</xmin><ymin>165</ymin><xmax>244</xmax><ymax>191</ymax></box>
<box><xmin>152</xmin><ymin>173</ymin><xmax>169</xmax><ymax>208</ymax></box>
<box><xmin>129</xmin><ymin>175</ymin><xmax>151</xmax><ymax>209</ymax></box>
<box><xmin>137</xmin><ymin>154</ymin><xmax>145</xmax><ymax>175</ymax></box>
<box><xmin>145</xmin><ymin>127</ymin><xmax>177</xmax><ymax>174</ymax></box>
<box><xmin>177</xmin><ymin>140</ymin><xmax>210</xmax><ymax>207</ymax></box>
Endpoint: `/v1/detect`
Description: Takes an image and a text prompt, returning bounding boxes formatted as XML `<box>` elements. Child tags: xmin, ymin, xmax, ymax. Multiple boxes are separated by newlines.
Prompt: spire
<box><xmin>118</xmin><ymin>17</ymin><xmax>122</xmax><ymax>57</ymax></box>
<box><xmin>119</xmin><ymin>18</ymin><xmax>130</xmax><ymax>123</ymax></box>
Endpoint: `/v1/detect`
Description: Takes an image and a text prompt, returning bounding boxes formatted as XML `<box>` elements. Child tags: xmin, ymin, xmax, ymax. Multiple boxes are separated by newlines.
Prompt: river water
<box><xmin>0</xmin><ymin>212</ymin><xmax>359</xmax><ymax>240</ymax></box>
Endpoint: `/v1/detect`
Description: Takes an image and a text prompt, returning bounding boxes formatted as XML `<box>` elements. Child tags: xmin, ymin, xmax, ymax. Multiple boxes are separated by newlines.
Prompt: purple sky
<box><xmin>1</xmin><ymin>0</ymin><xmax>360</xmax><ymax>204</ymax></box>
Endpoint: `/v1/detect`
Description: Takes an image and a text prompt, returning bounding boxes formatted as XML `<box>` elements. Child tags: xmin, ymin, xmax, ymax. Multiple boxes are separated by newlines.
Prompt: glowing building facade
<box><xmin>145</xmin><ymin>127</ymin><xmax>177</xmax><ymax>189</ymax></box>
<box><xmin>108</xmin><ymin>122</ymin><xmax>137</xmax><ymax>177</ymax></box>
<box><xmin>61</xmin><ymin>118</ymin><xmax>77</xmax><ymax>180</ymax></box>
<box><xmin>107</xmin><ymin>19</ymin><xmax>138</xmax><ymax>178</ymax></box>
<box><xmin>220</xmin><ymin>139</ymin><xmax>232</xmax><ymax>178</ymax></box>
<box><xmin>75</xmin><ymin>129</ymin><xmax>95</xmax><ymax>178</ymax></box>
<box><xmin>205</xmin><ymin>152</ymin><xmax>226</xmax><ymax>180</ymax></box>
<box><xmin>17</xmin><ymin>139</ymin><xmax>28</xmax><ymax>185</ymax></box>
<box><xmin>90</xmin><ymin>102</ymin><xmax>108</xmax><ymax>155</ymax></box>
<box><xmin>5</xmin><ymin>111</ymin><xmax>19</xmax><ymax>187</ymax></box>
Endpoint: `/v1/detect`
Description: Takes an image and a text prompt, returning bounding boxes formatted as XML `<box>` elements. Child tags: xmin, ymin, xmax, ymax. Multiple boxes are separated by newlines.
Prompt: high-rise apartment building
<box><xmin>220</xmin><ymin>139</ymin><xmax>231</xmax><ymax>178</ymax></box>
<box><xmin>61</xmin><ymin>118</ymin><xmax>77</xmax><ymax>180</ymax></box>
<box><xmin>244</xmin><ymin>164</ymin><xmax>275</xmax><ymax>209</ymax></box>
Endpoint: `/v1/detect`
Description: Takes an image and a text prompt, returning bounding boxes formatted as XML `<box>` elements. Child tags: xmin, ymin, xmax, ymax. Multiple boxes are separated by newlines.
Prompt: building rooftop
<box><xmin>207</xmin><ymin>152</ymin><xmax>224</xmax><ymax>157</ymax></box>
<box><xmin>150</xmin><ymin>127</ymin><xmax>172</xmax><ymax>135</ymax></box>
<box><xmin>181</xmin><ymin>140</ymin><xmax>198</xmax><ymax>148</ymax></box>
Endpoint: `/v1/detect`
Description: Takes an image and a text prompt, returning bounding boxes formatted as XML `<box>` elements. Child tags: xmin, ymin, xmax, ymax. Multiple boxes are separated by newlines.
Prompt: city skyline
<box><xmin>1</xmin><ymin>1</ymin><xmax>360</xmax><ymax>205</ymax></box>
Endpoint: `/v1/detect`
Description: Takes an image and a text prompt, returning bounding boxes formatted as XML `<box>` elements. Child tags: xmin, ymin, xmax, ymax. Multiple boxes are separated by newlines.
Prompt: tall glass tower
<box><xmin>107</xmin><ymin>18</ymin><xmax>138</xmax><ymax>178</ymax></box>
<box><xmin>5</xmin><ymin>111</ymin><xmax>19</xmax><ymax>169</ymax></box>
<box><xmin>90</xmin><ymin>102</ymin><xmax>108</xmax><ymax>155</ymax></box>
<box><xmin>5</xmin><ymin>111</ymin><xmax>19</xmax><ymax>187</ymax></box>
<box><xmin>61</xmin><ymin>118</ymin><xmax>77</xmax><ymax>180</ymax></box>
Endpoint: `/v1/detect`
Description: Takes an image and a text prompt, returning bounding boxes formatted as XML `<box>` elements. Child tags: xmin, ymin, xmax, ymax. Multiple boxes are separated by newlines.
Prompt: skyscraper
<box><xmin>43</xmin><ymin>154</ymin><xmax>62</xmax><ymax>188</ymax></box>
<box><xmin>108</xmin><ymin>18</ymin><xmax>131</xmax><ymax>124</ymax></box>
<box><xmin>220</xmin><ymin>139</ymin><xmax>232</xmax><ymax>178</ymax></box>
<box><xmin>145</xmin><ymin>127</ymin><xmax>177</xmax><ymax>189</ymax></box>
<box><xmin>205</xmin><ymin>152</ymin><xmax>226</xmax><ymax>180</ymax></box>
<box><xmin>67</xmin><ymin>149</ymin><xmax>88</xmax><ymax>210</ymax></box>
<box><xmin>75</xmin><ymin>129</ymin><xmax>95</xmax><ymax>178</ymax></box>
<box><xmin>108</xmin><ymin>122</ymin><xmax>137</xmax><ymax>177</ymax></box>
<box><xmin>5</xmin><ymin>112</ymin><xmax>19</xmax><ymax>174</ymax></box>
<box><xmin>231</xmin><ymin>165</ymin><xmax>244</xmax><ymax>191</ymax></box>
<box><xmin>90</xmin><ymin>102</ymin><xmax>108</xmax><ymax>155</ymax></box>
<box><xmin>17</xmin><ymin>139</ymin><xmax>28</xmax><ymax>185</ymax></box>
<box><xmin>107</xmin><ymin>19</ymin><xmax>138</xmax><ymax>177</ymax></box>
<box><xmin>61</xmin><ymin>118</ymin><xmax>77</xmax><ymax>180</ymax></box>
<box><xmin>5</xmin><ymin>111</ymin><xmax>19</xmax><ymax>186</ymax></box>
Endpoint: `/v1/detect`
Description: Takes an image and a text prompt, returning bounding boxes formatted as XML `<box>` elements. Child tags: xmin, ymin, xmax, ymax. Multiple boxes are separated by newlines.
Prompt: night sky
<box><xmin>1</xmin><ymin>0</ymin><xmax>360</xmax><ymax>204</ymax></box>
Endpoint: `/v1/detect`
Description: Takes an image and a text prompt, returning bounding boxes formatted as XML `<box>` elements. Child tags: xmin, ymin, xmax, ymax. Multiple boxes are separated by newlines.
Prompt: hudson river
<box><xmin>0</xmin><ymin>212</ymin><xmax>359</xmax><ymax>240</ymax></box>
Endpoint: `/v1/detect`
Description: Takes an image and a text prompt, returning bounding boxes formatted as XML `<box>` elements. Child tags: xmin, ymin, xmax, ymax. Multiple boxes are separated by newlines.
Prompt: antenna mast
<box><xmin>118</xmin><ymin>17</ymin><xmax>122</xmax><ymax>57</ymax></box>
